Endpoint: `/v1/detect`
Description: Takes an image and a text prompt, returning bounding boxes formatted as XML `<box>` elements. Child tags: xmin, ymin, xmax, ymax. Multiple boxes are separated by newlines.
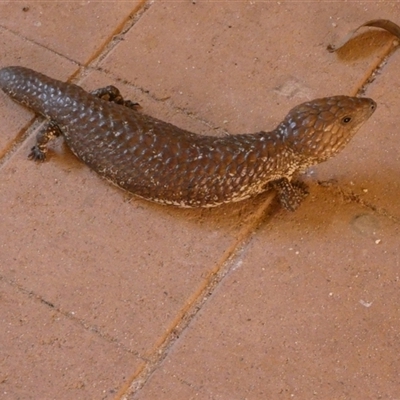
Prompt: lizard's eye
<box><xmin>342</xmin><ymin>116</ymin><xmax>352</xmax><ymax>124</ymax></box>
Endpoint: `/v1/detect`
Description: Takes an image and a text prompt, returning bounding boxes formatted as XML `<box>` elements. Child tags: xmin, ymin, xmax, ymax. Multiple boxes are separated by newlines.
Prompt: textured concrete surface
<box><xmin>0</xmin><ymin>2</ymin><xmax>399</xmax><ymax>399</ymax></box>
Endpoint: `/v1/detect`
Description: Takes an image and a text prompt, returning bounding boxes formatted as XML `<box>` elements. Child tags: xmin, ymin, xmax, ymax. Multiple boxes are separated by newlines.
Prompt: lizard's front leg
<box><xmin>272</xmin><ymin>178</ymin><xmax>309</xmax><ymax>211</ymax></box>
<box><xmin>91</xmin><ymin>85</ymin><xmax>141</xmax><ymax>110</ymax></box>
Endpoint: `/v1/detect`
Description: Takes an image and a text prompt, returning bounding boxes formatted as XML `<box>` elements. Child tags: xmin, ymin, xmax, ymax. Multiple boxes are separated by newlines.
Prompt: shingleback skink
<box><xmin>0</xmin><ymin>66</ymin><xmax>376</xmax><ymax>210</ymax></box>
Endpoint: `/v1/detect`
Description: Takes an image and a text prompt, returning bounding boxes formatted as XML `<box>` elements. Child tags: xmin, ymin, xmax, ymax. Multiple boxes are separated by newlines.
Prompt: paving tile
<box><xmin>0</xmin><ymin>6</ymin><xmax>275</xmax><ymax>394</ymax></box>
<box><xmin>0</xmin><ymin>2</ymin><xmax>140</xmax><ymax>64</ymax></box>
<box><xmin>315</xmin><ymin>45</ymin><xmax>400</xmax><ymax>217</ymax></box>
<box><xmin>135</xmin><ymin>196</ymin><xmax>400</xmax><ymax>399</ymax></box>
<box><xmin>0</xmin><ymin>58</ymin><xmax>270</xmax><ymax>358</ymax></box>
<box><xmin>98</xmin><ymin>0</ymin><xmax>399</xmax><ymax>221</ymax></box>
<box><xmin>99</xmin><ymin>1</ymin><xmax>393</xmax><ymax>135</ymax></box>
<box><xmin>80</xmin><ymin>69</ymin><xmax>227</xmax><ymax>138</ymax></box>
<box><xmin>0</xmin><ymin>278</ymin><xmax>140</xmax><ymax>400</ymax></box>
<box><xmin>0</xmin><ymin>131</ymin><xmax>263</xmax><ymax>357</ymax></box>
<box><xmin>1</xmin><ymin>1</ymin><xmax>399</xmax><ymax>399</ymax></box>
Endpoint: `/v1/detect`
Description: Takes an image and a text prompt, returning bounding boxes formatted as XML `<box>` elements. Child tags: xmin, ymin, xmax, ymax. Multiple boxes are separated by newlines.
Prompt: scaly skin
<box><xmin>0</xmin><ymin>66</ymin><xmax>376</xmax><ymax>210</ymax></box>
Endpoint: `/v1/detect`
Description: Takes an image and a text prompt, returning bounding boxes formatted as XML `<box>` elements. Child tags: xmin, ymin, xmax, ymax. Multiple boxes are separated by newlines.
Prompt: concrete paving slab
<box><xmin>98</xmin><ymin>1</ymin><xmax>399</xmax><ymax>223</ymax></box>
<box><xmin>0</xmin><ymin>2</ymin><xmax>141</xmax><ymax>64</ymax></box>
<box><xmin>0</xmin><ymin>1</ymin><xmax>399</xmax><ymax>399</ymax></box>
<box><xmin>81</xmin><ymin>69</ymin><xmax>229</xmax><ymax>138</ymax></box>
<box><xmin>0</xmin><ymin>278</ymin><xmax>140</xmax><ymax>400</ymax></box>
<box><xmin>135</xmin><ymin>197</ymin><xmax>400</xmax><ymax>399</ymax></box>
<box><xmin>99</xmin><ymin>2</ymin><xmax>393</xmax><ymax>135</ymax></box>
<box><xmin>316</xmin><ymin>43</ymin><xmax>400</xmax><ymax>218</ymax></box>
<box><xmin>0</xmin><ymin>134</ymin><xmax>265</xmax><ymax>356</ymax></box>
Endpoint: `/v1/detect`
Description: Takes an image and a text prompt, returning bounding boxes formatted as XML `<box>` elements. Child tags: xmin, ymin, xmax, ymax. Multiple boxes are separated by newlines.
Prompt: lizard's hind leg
<box><xmin>28</xmin><ymin>120</ymin><xmax>62</xmax><ymax>162</ymax></box>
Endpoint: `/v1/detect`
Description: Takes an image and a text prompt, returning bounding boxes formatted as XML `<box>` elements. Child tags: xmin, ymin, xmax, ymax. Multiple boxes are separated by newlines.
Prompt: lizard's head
<box><xmin>281</xmin><ymin>96</ymin><xmax>376</xmax><ymax>164</ymax></box>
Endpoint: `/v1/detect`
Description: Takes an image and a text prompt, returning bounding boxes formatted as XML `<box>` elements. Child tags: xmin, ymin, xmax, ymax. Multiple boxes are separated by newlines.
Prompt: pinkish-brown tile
<box><xmin>0</xmin><ymin>3</ymin><xmax>398</xmax><ymax>399</ymax></box>
<box><xmin>0</xmin><ymin>28</ymin><xmax>77</xmax><ymax>155</ymax></box>
<box><xmin>0</xmin><ymin>2</ymin><xmax>140</xmax><ymax>64</ymax></box>
<box><xmin>78</xmin><ymin>69</ymin><xmax>229</xmax><ymax>138</ymax></box>
<box><xmin>0</xmin><ymin>109</ymin><xmax>269</xmax><ymax>359</ymax></box>
<box><xmin>99</xmin><ymin>2</ymin><xmax>397</xmax><ymax>135</ymax></box>
<box><xmin>0</xmin><ymin>3</ymin><xmax>274</xmax><ymax>365</ymax></box>
<box><xmin>134</xmin><ymin>196</ymin><xmax>400</xmax><ymax>399</ymax></box>
<box><xmin>95</xmin><ymin>1</ymin><xmax>396</xmax><ymax>225</ymax></box>
<box><xmin>0</xmin><ymin>278</ymin><xmax>140</xmax><ymax>400</ymax></box>
<box><xmin>315</xmin><ymin>45</ymin><xmax>400</xmax><ymax>218</ymax></box>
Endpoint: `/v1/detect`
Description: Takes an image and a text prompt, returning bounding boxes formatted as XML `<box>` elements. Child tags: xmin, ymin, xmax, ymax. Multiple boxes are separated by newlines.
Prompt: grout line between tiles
<box><xmin>0</xmin><ymin>1</ymin><xmax>154</xmax><ymax>168</ymax></box>
<box><xmin>115</xmin><ymin>194</ymin><xmax>275</xmax><ymax>399</ymax></box>
<box><xmin>0</xmin><ymin>274</ymin><xmax>145</xmax><ymax>359</ymax></box>
<box><xmin>317</xmin><ymin>180</ymin><xmax>400</xmax><ymax>224</ymax></box>
<box><xmin>113</xmin><ymin>28</ymin><xmax>400</xmax><ymax>399</ymax></box>
<box><xmin>71</xmin><ymin>0</ymin><xmax>154</xmax><ymax>81</ymax></box>
<box><xmin>333</xmin><ymin>35</ymin><xmax>399</xmax><ymax>215</ymax></box>
<box><xmin>2</xmin><ymin>9</ymin><xmax>399</xmax><ymax>398</ymax></box>
<box><xmin>0</xmin><ymin>117</ymin><xmax>39</xmax><ymax>167</ymax></box>
<box><xmin>0</xmin><ymin>25</ymin><xmax>81</xmax><ymax>66</ymax></box>
<box><xmin>351</xmin><ymin>37</ymin><xmax>399</xmax><ymax>96</ymax></box>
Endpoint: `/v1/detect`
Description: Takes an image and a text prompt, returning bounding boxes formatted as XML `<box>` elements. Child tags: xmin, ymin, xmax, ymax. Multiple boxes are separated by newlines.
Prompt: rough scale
<box><xmin>0</xmin><ymin>66</ymin><xmax>376</xmax><ymax>210</ymax></box>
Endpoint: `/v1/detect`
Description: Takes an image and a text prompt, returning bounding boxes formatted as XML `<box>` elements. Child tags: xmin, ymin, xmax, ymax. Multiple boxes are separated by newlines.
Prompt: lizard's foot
<box><xmin>28</xmin><ymin>145</ymin><xmax>47</xmax><ymax>161</ymax></box>
<box><xmin>28</xmin><ymin>120</ymin><xmax>62</xmax><ymax>162</ymax></box>
<box><xmin>272</xmin><ymin>178</ymin><xmax>309</xmax><ymax>211</ymax></box>
<box><xmin>91</xmin><ymin>85</ymin><xmax>141</xmax><ymax>110</ymax></box>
